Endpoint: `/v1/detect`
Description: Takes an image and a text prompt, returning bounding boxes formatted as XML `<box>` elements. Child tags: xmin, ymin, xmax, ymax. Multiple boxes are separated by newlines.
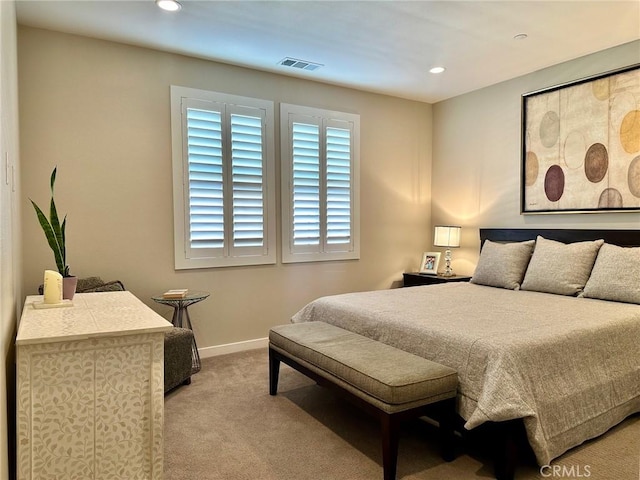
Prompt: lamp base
<box><xmin>440</xmin><ymin>248</ymin><xmax>455</xmax><ymax>277</ymax></box>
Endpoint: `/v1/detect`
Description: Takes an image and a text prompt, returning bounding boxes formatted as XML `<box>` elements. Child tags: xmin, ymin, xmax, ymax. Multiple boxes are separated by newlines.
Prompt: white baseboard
<box><xmin>198</xmin><ymin>337</ymin><xmax>268</xmax><ymax>359</ymax></box>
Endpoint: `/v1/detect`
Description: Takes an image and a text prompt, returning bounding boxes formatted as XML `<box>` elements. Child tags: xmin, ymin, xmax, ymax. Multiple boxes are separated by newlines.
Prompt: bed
<box><xmin>290</xmin><ymin>228</ymin><xmax>640</xmax><ymax>476</ymax></box>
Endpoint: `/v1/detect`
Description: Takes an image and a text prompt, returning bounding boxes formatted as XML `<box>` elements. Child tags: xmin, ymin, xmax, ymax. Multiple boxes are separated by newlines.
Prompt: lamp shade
<box><xmin>433</xmin><ymin>225</ymin><xmax>461</xmax><ymax>248</ymax></box>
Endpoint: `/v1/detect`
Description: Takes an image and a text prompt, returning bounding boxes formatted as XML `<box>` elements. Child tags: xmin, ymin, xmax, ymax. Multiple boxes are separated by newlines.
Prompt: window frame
<box><xmin>280</xmin><ymin>103</ymin><xmax>360</xmax><ymax>263</ymax></box>
<box><xmin>171</xmin><ymin>85</ymin><xmax>276</xmax><ymax>269</ymax></box>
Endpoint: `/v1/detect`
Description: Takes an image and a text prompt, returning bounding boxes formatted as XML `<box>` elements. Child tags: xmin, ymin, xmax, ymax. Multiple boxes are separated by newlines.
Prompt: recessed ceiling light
<box><xmin>156</xmin><ymin>0</ymin><xmax>181</xmax><ymax>12</ymax></box>
<box><xmin>513</xmin><ymin>33</ymin><xmax>528</xmax><ymax>40</ymax></box>
<box><xmin>429</xmin><ymin>66</ymin><xmax>446</xmax><ymax>74</ymax></box>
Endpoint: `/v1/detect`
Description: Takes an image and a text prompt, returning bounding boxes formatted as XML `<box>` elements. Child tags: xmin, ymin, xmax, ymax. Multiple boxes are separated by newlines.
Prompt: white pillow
<box><xmin>521</xmin><ymin>236</ymin><xmax>603</xmax><ymax>296</ymax></box>
<box><xmin>582</xmin><ymin>243</ymin><xmax>640</xmax><ymax>304</ymax></box>
<box><xmin>471</xmin><ymin>240</ymin><xmax>535</xmax><ymax>290</ymax></box>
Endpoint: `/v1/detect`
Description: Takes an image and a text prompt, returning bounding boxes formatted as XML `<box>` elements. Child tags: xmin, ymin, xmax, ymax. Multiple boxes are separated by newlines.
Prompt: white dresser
<box><xmin>16</xmin><ymin>291</ymin><xmax>172</xmax><ymax>480</ymax></box>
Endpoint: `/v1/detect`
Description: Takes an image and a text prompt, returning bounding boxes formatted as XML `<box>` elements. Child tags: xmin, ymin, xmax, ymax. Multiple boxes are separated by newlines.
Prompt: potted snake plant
<box><xmin>30</xmin><ymin>167</ymin><xmax>77</xmax><ymax>299</ymax></box>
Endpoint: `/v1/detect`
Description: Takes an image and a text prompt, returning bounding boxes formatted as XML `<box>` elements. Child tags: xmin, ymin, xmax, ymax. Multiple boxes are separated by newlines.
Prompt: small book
<box><xmin>163</xmin><ymin>289</ymin><xmax>188</xmax><ymax>299</ymax></box>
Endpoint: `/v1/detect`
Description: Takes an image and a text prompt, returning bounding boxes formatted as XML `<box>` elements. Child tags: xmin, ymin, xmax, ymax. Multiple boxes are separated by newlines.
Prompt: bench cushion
<box><xmin>269</xmin><ymin>322</ymin><xmax>457</xmax><ymax>406</ymax></box>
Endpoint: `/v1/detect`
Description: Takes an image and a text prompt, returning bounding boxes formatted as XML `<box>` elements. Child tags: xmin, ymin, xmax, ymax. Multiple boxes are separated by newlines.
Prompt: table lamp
<box><xmin>434</xmin><ymin>225</ymin><xmax>461</xmax><ymax>277</ymax></box>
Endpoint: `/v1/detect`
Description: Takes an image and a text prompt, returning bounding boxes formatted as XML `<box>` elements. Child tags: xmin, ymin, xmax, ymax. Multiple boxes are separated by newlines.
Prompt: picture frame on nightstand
<box><xmin>419</xmin><ymin>252</ymin><xmax>440</xmax><ymax>274</ymax></box>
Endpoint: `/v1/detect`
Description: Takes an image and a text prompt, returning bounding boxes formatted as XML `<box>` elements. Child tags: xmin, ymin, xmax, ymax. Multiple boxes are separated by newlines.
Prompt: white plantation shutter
<box><xmin>292</xmin><ymin>122</ymin><xmax>321</xmax><ymax>248</ymax></box>
<box><xmin>229</xmin><ymin>110</ymin><xmax>265</xmax><ymax>253</ymax></box>
<box><xmin>171</xmin><ymin>86</ymin><xmax>275</xmax><ymax>269</ymax></box>
<box><xmin>326</xmin><ymin>125</ymin><xmax>351</xmax><ymax>248</ymax></box>
<box><xmin>281</xmin><ymin>104</ymin><xmax>360</xmax><ymax>263</ymax></box>
<box><xmin>186</xmin><ymin>107</ymin><xmax>224</xmax><ymax>250</ymax></box>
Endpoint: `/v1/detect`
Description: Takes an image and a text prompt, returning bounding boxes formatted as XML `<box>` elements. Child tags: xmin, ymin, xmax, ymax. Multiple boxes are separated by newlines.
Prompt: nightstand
<box><xmin>402</xmin><ymin>272</ymin><xmax>472</xmax><ymax>287</ymax></box>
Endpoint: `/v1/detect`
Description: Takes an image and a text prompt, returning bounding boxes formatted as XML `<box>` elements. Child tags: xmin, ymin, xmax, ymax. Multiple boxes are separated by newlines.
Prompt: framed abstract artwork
<box><xmin>521</xmin><ymin>64</ymin><xmax>640</xmax><ymax>214</ymax></box>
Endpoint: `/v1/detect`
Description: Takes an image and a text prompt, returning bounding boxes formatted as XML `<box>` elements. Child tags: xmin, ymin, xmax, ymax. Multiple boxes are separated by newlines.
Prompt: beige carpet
<box><xmin>164</xmin><ymin>349</ymin><xmax>639</xmax><ymax>480</ymax></box>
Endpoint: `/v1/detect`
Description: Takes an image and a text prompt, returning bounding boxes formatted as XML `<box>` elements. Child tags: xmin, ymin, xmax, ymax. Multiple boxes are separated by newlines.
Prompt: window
<box><xmin>171</xmin><ymin>86</ymin><xmax>276</xmax><ymax>269</ymax></box>
<box><xmin>281</xmin><ymin>104</ymin><xmax>360</xmax><ymax>263</ymax></box>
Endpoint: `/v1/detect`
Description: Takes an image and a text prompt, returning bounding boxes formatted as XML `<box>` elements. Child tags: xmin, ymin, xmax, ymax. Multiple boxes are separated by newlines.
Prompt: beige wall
<box><xmin>1</xmin><ymin>1</ymin><xmax>21</xmax><ymax>477</ymax></box>
<box><xmin>18</xmin><ymin>27</ymin><xmax>433</xmax><ymax>352</ymax></box>
<box><xmin>432</xmin><ymin>40</ymin><xmax>640</xmax><ymax>276</ymax></box>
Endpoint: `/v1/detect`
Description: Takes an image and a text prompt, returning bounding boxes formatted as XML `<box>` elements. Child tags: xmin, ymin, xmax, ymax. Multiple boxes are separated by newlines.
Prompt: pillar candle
<box><xmin>43</xmin><ymin>270</ymin><xmax>63</xmax><ymax>304</ymax></box>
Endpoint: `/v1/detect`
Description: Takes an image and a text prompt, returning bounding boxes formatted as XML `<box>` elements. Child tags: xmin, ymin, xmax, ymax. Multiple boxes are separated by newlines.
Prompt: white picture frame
<box><xmin>419</xmin><ymin>252</ymin><xmax>440</xmax><ymax>274</ymax></box>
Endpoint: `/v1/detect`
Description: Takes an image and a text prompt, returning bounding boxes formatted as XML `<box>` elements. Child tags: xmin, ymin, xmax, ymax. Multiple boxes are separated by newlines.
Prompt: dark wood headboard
<box><xmin>480</xmin><ymin>228</ymin><xmax>640</xmax><ymax>247</ymax></box>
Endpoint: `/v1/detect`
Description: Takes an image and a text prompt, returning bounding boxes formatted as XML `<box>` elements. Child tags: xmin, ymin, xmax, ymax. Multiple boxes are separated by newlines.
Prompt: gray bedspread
<box><xmin>291</xmin><ymin>282</ymin><xmax>640</xmax><ymax>464</ymax></box>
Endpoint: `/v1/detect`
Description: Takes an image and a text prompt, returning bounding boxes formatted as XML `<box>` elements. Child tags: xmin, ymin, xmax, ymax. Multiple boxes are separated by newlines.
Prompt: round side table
<box><xmin>152</xmin><ymin>291</ymin><xmax>209</xmax><ymax>374</ymax></box>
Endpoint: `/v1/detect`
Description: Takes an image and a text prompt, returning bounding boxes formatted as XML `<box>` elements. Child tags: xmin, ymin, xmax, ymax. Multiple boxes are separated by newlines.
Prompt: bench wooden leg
<box><xmin>380</xmin><ymin>414</ymin><xmax>399</xmax><ymax>480</ymax></box>
<box><xmin>269</xmin><ymin>347</ymin><xmax>281</xmax><ymax>396</ymax></box>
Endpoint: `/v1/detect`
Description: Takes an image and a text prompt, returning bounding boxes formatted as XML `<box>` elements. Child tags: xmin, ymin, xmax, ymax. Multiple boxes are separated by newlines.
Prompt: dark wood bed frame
<box><xmin>476</xmin><ymin>228</ymin><xmax>640</xmax><ymax>480</ymax></box>
<box><xmin>480</xmin><ymin>228</ymin><xmax>640</xmax><ymax>247</ymax></box>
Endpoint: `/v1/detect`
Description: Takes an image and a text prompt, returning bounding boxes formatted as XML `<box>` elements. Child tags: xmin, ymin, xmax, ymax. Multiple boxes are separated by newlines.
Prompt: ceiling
<box><xmin>15</xmin><ymin>0</ymin><xmax>640</xmax><ymax>103</ymax></box>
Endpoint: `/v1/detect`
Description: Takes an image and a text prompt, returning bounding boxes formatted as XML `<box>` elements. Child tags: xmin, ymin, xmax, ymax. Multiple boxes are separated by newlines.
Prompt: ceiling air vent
<box><xmin>278</xmin><ymin>57</ymin><xmax>323</xmax><ymax>72</ymax></box>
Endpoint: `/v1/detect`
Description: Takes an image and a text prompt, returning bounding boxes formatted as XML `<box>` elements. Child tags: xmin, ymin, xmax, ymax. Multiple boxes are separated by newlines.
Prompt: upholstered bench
<box><xmin>269</xmin><ymin>321</ymin><xmax>458</xmax><ymax>480</ymax></box>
